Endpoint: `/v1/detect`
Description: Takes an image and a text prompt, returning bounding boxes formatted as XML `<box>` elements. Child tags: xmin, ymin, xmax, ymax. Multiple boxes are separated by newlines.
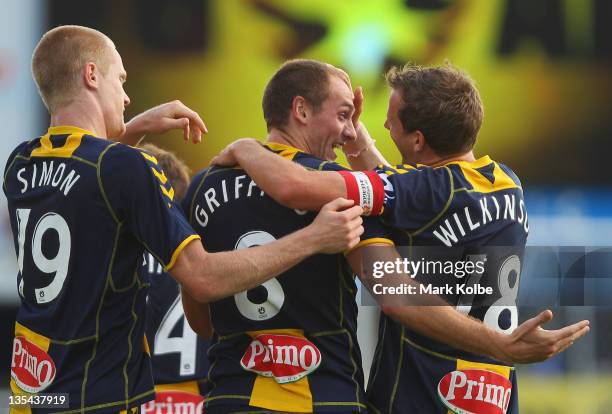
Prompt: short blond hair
<box><xmin>32</xmin><ymin>25</ymin><xmax>114</xmax><ymax>112</ymax></box>
<box><xmin>139</xmin><ymin>144</ymin><xmax>191</xmax><ymax>201</ymax></box>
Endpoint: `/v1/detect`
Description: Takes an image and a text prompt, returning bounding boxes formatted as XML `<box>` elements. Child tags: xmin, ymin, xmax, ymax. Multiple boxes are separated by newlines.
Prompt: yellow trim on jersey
<box><xmin>245</xmin><ymin>328</ymin><xmax>313</xmax><ymax>413</ymax></box>
<box><xmin>165</xmin><ymin>235</ymin><xmax>201</xmax><ymax>271</ymax></box>
<box><xmin>155</xmin><ymin>380</ymin><xmax>200</xmax><ymax>395</ymax></box>
<box><xmin>11</xmin><ymin>323</ymin><xmax>53</xmax><ymax>401</ymax></box>
<box><xmin>31</xmin><ymin>133</ymin><xmax>84</xmax><ymax>158</ymax></box>
<box><xmin>446</xmin><ymin>155</ymin><xmax>519</xmax><ymax>194</ymax></box>
<box><xmin>47</xmin><ymin>125</ymin><xmax>96</xmax><ymax>136</ymax></box>
<box><xmin>8</xmin><ymin>402</ymin><xmax>32</xmax><ymax>414</ymax></box>
<box><xmin>345</xmin><ymin>237</ymin><xmax>394</xmax><ymax>254</ymax></box>
<box><xmin>456</xmin><ymin>358</ymin><xmax>511</xmax><ymax>379</ymax></box>
<box><xmin>140</xmin><ymin>151</ymin><xmax>159</xmax><ymax>165</ymax></box>
<box><xmin>14</xmin><ymin>322</ymin><xmax>51</xmax><ymax>352</ymax></box>
<box><xmin>143</xmin><ymin>335</ymin><xmax>150</xmax><ymax>355</ymax></box>
<box><xmin>264</xmin><ymin>142</ymin><xmax>301</xmax><ymax>160</ymax></box>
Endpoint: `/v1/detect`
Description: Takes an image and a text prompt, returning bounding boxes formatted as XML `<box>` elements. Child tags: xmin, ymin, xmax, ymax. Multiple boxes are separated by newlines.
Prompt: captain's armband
<box><xmin>337</xmin><ymin>171</ymin><xmax>384</xmax><ymax>216</ymax></box>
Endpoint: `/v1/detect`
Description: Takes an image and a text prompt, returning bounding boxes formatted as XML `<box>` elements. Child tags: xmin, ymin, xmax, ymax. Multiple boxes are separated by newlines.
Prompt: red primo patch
<box><xmin>437</xmin><ymin>369</ymin><xmax>512</xmax><ymax>414</ymax></box>
<box><xmin>11</xmin><ymin>336</ymin><xmax>56</xmax><ymax>393</ymax></box>
<box><xmin>241</xmin><ymin>333</ymin><xmax>321</xmax><ymax>383</ymax></box>
<box><xmin>141</xmin><ymin>391</ymin><xmax>204</xmax><ymax>414</ymax></box>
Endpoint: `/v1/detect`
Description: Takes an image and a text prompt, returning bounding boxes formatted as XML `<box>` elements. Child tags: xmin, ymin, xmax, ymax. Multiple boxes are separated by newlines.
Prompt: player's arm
<box><xmin>211</xmin><ymin>138</ymin><xmax>384</xmax><ymax>214</ymax></box>
<box><xmin>119</xmin><ymin>100</ymin><xmax>208</xmax><ymax>145</ymax></box>
<box><xmin>346</xmin><ymin>245</ymin><xmax>590</xmax><ymax>364</ymax></box>
<box><xmin>169</xmin><ymin>198</ymin><xmax>364</xmax><ymax>304</ymax></box>
<box><xmin>181</xmin><ymin>288</ymin><xmax>213</xmax><ymax>339</ymax></box>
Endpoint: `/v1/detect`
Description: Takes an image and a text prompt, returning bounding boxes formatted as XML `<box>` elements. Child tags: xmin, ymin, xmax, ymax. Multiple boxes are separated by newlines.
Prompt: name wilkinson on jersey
<box><xmin>433</xmin><ymin>193</ymin><xmax>528</xmax><ymax>247</ymax></box>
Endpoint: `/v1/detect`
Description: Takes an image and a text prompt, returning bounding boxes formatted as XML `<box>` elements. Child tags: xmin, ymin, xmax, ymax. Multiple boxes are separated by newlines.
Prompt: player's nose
<box><xmin>344</xmin><ymin>122</ymin><xmax>357</xmax><ymax>140</ymax></box>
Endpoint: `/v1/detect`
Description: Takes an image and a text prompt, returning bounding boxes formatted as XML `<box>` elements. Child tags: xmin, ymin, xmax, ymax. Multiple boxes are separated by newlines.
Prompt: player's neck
<box><xmin>50</xmin><ymin>100</ymin><xmax>107</xmax><ymax>138</ymax></box>
<box><xmin>266</xmin><ymin>128</ymin><xmax>312</xmax><ymax>154</ymax></box>
<box><xmin>419</xmin><ymin>151</ymin><xmax>476</xmax><ymax>167</ymax></box>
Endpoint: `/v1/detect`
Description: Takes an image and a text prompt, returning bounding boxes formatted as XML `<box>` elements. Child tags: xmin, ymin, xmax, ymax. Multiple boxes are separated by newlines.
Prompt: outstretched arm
<box><xmin>346</xmin><ymin>244</ymin><xmax>590</xmax><ymax>364</ymax></box>
<box><xmin>119</xmin><ymin>100</ymin><xmax>208</xmax><ymax>146</ymax></box>
<box><xmin>211</xmin><ymin>139</ymin><xmax>384</xmax><ymax>214</ymax></box>
<box><xmin>170</xmin><ymin>198</ymin><xmax>363</xmax><ymax>304</ymax></box>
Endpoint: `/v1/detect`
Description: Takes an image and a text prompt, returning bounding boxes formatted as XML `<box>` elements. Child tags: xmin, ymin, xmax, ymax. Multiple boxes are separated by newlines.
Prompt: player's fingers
<box><xmin>352</xmin><ymin>87</ymin><xmax>363</xmax><ymax>124</ymax></box>
<box><xmin>553</xmin><ymin>320</ymin><xmax>590</xmax><ymax>341</ymax></box>
<box><xmin>348</xmin><ymin>215</ymin><xmax>363</xmax><ymax>231</ymax></box>
<box><xmin>342</xmin><ymin>205</ymin><xmax>364</xmax><ymax>219</ymax></box>
<box><xmin>321</xmin><ymin>198</ymin><xmax>355</xmax><ymax>212</ymax></box>
<box><xmin>348</xmin><ymin>225</ymin><xmax>364</xmax><ymax>240</ymax></box>
<box><xmin>553</xmin><ymin>325</ymin><xmax>589</xmax><ymax>355</ymax></box>
<box><xmin>174</xmin><ymin>101</ymin><xmax>208</xmax><ymax>134</ymax></box>
<box><xmin>188</xmin><ymin>120</ymin><xmax>203</xmax><ymax>143</ymax></box>
<box><xmin>183</xmin><ymin>120</ymin><xmax>190</xmax><ymax>141</ymax></box>
<box><xmin>513</xmin><ymin>309</ymin><xmax>553</xmax><ymax>338</ymax></box>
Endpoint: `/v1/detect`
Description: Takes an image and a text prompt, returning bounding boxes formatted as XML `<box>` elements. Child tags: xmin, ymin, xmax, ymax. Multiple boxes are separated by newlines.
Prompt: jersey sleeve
<box><xmin>294</xmin><ymin>154</ymin><xmax>394</xmax><ymax>249</ymax></box>
<box><xmin>100</xmin><ymin>144</ymin><xmax>200</xmax><ymax>270</ymax></box>
<box><xmin>374</xmin><ymin>164</ymin><xmax>453</xmax><ymax>231</ymax></box>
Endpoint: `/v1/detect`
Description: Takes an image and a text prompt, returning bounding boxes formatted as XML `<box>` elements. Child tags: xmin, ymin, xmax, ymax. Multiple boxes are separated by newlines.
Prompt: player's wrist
<box><xmin>232</xmin><ymin>138</ymin><xmax>261</xmax><ymax>159</ymax></box>
<box><xmin>344</xmin><ymin>123</ymin><xmax>376</xmax><ymax>158</ymax></box>
<box><xmin>488</xmin><ymin>330</ymin><xmax>512</xmax><ymax>363</ymax></box>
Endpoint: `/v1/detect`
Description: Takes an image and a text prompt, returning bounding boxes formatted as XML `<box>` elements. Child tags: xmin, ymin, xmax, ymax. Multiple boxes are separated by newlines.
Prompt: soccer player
<box><xmin>4</xmin><ymin>25</ymin><xmax>363</xmax><ymax>413</ymax></box>
<box><xmin>138</xmin><ymin>144</ymin><xmax>209</xmax><ymax>413</ymax></box>
<box><xmin>181</xmin><ymin>60</ymin><xmax>395</xmax><ymax>414</ymax></box>
<box><xmin>211</xmin><ymin>63</ymin><xmax>590</xmax><ymax>413</ymax></box>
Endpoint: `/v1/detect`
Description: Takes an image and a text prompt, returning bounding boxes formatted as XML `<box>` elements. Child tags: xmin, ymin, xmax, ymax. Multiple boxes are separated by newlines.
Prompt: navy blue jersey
<box><xmin>4</xmin><ymin>126</ymin><xmax>199</xmax><ymax>413</ymax></box>
<box><xmin>182</xmin><ymin>142</ymin><xmax>393</xmax><ymax>414</ymax></box>
<box><xmin>366</xmin><ymin>156</ymin><xmax>527</xmax><ymax>414</ymax></box>
<box><xmin>141</xmin><ymin>251</ymin><xmax>210</xmax><ymax>408</ymax></box>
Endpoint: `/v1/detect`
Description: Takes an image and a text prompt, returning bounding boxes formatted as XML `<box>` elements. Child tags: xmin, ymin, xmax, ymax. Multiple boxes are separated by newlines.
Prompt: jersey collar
<box><xmin>47</xmin><ymin>125</ymin><xmax>96</xmax><ymax>137</ymax></box>
<box><xmin>444</xmin><ymin>155</ymin><xmax>492</xmax><ymax>168</ymax></box>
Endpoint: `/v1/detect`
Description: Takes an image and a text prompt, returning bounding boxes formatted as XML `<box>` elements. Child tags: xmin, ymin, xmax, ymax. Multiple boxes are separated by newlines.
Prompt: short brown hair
<box><xmin>139</xmin><ymin>144</ymin><xmax>191</xmax><ymax>201</ymax></box>
<box><xmin>262</xmin><ymin>59</ymin><xmax>349</xmax><ymax>131</ymax></box>
<box><xmin>385</xmin><ymin>63</ymin><xmax>484</xmax><ymax>156</ymax></box>
<box><xmin>32</xmin><ymin>25</ymin><xmax>114</xmax><ymax>112</ymax></box>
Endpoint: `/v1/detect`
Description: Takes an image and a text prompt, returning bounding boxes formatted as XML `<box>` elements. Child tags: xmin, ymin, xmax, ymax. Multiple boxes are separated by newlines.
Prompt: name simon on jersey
<box><xmin>194</xmin><ymin>174</ymin><xmax>264</xmax><ymax>228</ymax></box>
<box><xmin>16</xmin><ymin>161</ymin><xmax>80</xmax><ymax>197</ymax></box>
<box><xmin>433</xmin><ymin>193</ymin><xmax>528</xmax><ymax>247</ymax></box>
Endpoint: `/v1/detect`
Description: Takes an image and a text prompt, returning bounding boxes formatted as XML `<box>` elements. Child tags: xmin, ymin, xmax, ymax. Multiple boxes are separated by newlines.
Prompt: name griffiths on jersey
<box><xmin>433</xmin><ymin>193</ymin><xmax>528</xmax><ymax>247</ymax></box>
<box><xmin>16</xmin><ymin>161</ymin><xmax>80</xmax><ymax>197</ymax></box>
<box><xmin>373</xmin><ymin>283</ymin><xmax>493</xmax><ymax>296</ymax></box>
<box><xmin>194</xmin><ymin>174</ymin><xmax>264</xmax><ymax>228</ymax></box>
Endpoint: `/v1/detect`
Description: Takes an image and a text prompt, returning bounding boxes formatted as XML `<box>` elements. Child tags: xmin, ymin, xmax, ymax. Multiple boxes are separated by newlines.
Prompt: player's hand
<box><xmin>343</xmin><ymin>87</ymin><xmax>375</xmax><ymax>157</ymax></box>
<box><xmin>306</xmin><ymin>198</ymin><xmax>364</xmax><ymax>254</ymax></box>
<box><xmin>211</xmin><ymin>138</ymin><xmax>260</xmax><ymax>167</ymax></box>
<box><xmin>494</xmin><ymin>310</ymin><xmax>590</xmax><ymax>364</ymax></box>
<box><xmin>352</xmin><ymin>86</ymin><xmax>364</xmax><ymax>127</ymax></box>
<box><xmin>120</xmin><ymin>100</ymin><xmax>208</xmax><ymax>145</ymax></box>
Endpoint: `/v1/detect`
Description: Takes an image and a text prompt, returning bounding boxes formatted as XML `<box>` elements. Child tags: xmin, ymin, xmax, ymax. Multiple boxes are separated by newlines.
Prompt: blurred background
<box><xmin>1</xmin><ymin>0</ymin><xmax>611</xmax><ymax>412</ymax></box>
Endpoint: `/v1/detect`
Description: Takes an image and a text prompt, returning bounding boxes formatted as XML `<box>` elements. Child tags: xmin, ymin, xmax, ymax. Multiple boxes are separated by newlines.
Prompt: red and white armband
<box><xmin>337</xmin><ymin>171</ymin><xmax>385</xmax><ymax>216</ymax></box>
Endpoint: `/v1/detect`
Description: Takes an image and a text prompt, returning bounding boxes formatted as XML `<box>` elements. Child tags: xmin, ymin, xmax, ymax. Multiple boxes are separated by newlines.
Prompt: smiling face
<box><xmin>305</xmin><ymin>74</ymin><xmax>357</xmax><ymax>161</ymax></box>
<box><xmin>98</xmin><ymin>44</ymin><xmax>130</xmax><ymax>138</ymax></box>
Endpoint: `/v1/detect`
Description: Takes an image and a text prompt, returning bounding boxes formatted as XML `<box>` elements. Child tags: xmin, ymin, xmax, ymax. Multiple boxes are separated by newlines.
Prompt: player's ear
<box><xmin>291</xmin><ymin>96</ymin><xmax>309</xmax><ymax>125</ymax></box>
<box><xmin>412</xmin><ymin>130</ymin><xmax>426</xmax><ymax>153</ymax></box>
<box><xmin>83</xmin><ymin>62</ymin><xmax>99</xmax><ymax>90</ymax></box>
